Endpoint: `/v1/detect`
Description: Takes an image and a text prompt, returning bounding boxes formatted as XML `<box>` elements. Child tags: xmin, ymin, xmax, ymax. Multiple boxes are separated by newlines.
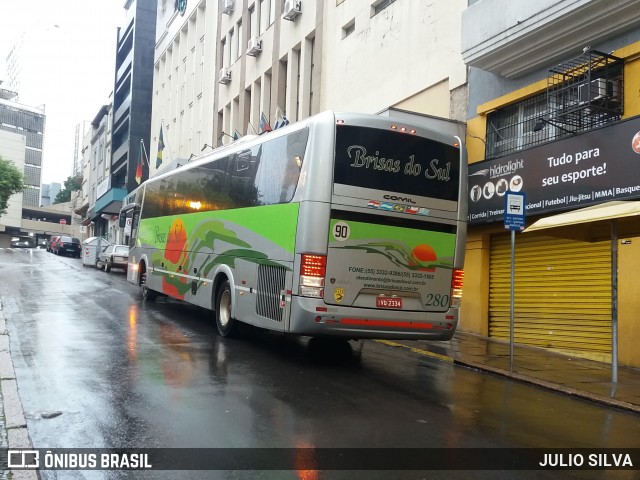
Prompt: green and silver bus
<box><xmin>121</xmin><ymin>111</ymin><xmax>466</xmax><ymax>339</ymax></box>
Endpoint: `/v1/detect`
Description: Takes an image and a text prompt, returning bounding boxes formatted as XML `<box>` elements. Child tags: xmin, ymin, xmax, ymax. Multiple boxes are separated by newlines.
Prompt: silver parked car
<box><xmin>96</xmin><ymin>244</ymin><xmax>129</xmax><ymax>272</ymax></box>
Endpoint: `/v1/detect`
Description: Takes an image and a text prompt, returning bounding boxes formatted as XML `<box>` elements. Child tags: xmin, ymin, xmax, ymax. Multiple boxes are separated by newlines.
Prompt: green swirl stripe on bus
<box><xmin>337</xmin><ymin>241</ymin><xmax>454</xmax><ymax>271</ymax></box>
<box><xmin>145</xmin><ymin>217</ymin><xmax>290</xmax><ymax>298</ymax></box>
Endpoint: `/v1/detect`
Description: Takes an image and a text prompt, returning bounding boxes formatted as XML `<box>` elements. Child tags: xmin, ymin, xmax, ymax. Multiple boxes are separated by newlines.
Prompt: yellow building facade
<box><xmin>462</xmin><ymin>40</ymin><xmax>640</xmax><ymax>368</ymax></box>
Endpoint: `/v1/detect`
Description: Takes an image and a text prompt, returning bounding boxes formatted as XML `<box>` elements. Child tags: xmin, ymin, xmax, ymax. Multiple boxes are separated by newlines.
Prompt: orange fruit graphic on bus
<box><xmin>165</xmin><ymin>218</ymin><xmax>188</xmax><ymax>264</ymax></box>
<box><xmin>409</xmin><ymin>244</ymin><xmax>437</xmax><ymax>272</ymax></box>
<box><xmin>163</xmin><ymin>218</ymin><xmax>189</xmax><ymax>299</ymax></box>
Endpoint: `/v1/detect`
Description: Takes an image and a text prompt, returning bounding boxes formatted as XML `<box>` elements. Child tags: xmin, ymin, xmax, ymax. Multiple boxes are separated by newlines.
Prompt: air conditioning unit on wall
<box><xmin>247</xmin><ymin>37</ymin><xmax>262</xmax><ymax>56</ymax></box>
<box><xmin>578</xmin><ymin>78</ymin><xmax>618</xmax><ymax>104</ymax></box>
<box><xmin>219</xmin><ymin>67</ymin><xmax>231</xmax><ymax>85</ymax></box>
<box><xmin>222</xmin><ymin>0</ymin><xmax>234</xmax><ymax>15</ymax></box>
<box><xmin>282</xmin><ymin>0</ymin><xmax>301</xmax><ymax>21</ymax></box>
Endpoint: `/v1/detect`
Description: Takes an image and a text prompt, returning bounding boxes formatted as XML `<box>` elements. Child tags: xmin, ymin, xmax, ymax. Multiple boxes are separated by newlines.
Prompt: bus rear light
<box><xmin>300</xmin><ymin>254</ymin><xmax>326</xmax><ymax>275</ymax></box>
<box><xmin>300</xmin><ymin>286</ymin><xmax>324</xmax><ymax>298</ymax></box>
<box><xmin>450</xmin><ymin>269</ymin><xmax>464</xmax><ymax>306</ymax></box>
<box><xmin>300</xmin><ymin>254</ymin><xmax>326</xmax><ymax>298</ymax></box>
<box><xmin>300</xmin><ymin>276</ymin><xmax>324</xmax><ymax>287</ymax></box>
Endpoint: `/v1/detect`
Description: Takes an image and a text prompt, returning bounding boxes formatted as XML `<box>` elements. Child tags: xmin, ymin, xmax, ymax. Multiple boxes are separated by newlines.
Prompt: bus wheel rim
<box><xmin>219</xmin><ymin>290</ymin><xmax>231</xmax><ymax>327</ymax></box>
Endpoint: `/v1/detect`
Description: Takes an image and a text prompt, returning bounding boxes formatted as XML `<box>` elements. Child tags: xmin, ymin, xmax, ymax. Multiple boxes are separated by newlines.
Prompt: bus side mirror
<box><xmin>118</xmin><ymin>212</ymin><xmax>126</xmax><ymax>228</ymax></box>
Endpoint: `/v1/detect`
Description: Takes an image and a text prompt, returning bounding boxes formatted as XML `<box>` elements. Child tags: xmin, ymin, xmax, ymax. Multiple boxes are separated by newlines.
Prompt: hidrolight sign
<box><xmin>468</xmin><ymin>116</ymin><xmax>640</xmax><ymax>224</ymax></box>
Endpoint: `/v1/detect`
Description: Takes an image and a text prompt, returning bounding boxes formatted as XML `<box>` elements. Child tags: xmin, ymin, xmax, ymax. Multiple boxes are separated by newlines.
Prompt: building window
<box><xmin>371</xmin><ymin>0</ymin><xmax>397</xmax><ymax>16</ymax></box>
<box><xmin>485</xmin><ymin>93</ymin><xmax>548</xmax><ymax>160</ymax></box>
<box><xmin>24</xmin><ymin>165</ymin><xmax>41</xmax><ymax>186</ymax></box>
<box><xmin>342</xmin><ymin>20</ymin><xmax>355</xmax><ymax>39</ymax></box>
<box><xmin>236</xmin><ymin>20</ymin><xmax>242</xmax><ymax>61</ymax></box>
<box><xmin>249</xmin><ymin>5</ymin><xmax>256</xmax><ymax>38</ymax></box>
<box><xmin>24</xmin><ymin>148</ymin><xmax>42</xmax><ymax>167</ymax></box>
<box><xmin>22</xmin><ymin>186</ymin><xmax>40</xmax><ymax>207</ymax></box>
<box><xmin>221</xmin><ymin>38</ymin><xmax>227</xmax><ymax>68</ymax></box>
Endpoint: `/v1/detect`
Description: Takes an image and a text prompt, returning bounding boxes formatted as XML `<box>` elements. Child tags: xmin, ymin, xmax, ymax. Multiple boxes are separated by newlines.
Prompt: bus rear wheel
<box><xmin>215</xmin><ymin>280</ymin><xmax>237</xmax><ymax>337</ymax></box>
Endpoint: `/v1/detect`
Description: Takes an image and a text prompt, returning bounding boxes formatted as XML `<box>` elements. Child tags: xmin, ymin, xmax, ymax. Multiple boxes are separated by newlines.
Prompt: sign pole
<box><xmin>504</xmin><ymin>191</ymin><xmax>526</xmax><ymax>372</ymax></box>
<box><xmin>510</xmin><ymin>228</ymin><xmax>515</xmax><ymax>371</ymax></box>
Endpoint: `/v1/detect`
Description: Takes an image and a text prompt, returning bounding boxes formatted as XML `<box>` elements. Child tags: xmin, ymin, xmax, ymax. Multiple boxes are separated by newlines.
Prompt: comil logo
<box><xmin>632</xmin><ymin>131</ymin><xmax>640</xmax><ymax>154</ymax></box>
<box><xmin>383</xmin><ymin>195</ymin><xmax>416</xmax><ymax>204</ymax></box>
<box><xmin>8</xmin><ymin>450</ymin><xmax>40</xmax><ymax>469</ymax></box>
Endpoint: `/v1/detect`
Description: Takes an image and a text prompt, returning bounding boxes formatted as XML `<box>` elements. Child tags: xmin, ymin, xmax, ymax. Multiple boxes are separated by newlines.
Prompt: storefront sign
<box><xmin>468</xmin><ymin>116</ymin><xmax>640</xmax><ymax>224</ymax></box>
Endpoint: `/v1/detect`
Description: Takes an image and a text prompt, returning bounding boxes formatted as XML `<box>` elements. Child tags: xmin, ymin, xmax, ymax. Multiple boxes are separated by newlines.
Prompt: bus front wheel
<box><xmin>141</xmin><ymin>268</ymin><xmax>158</xmax><ymax>301</ymax></box>
<box><xmin>215</xmin><ymin>280</ymin><xmax>237</xmax><ymax>337</ymax></box>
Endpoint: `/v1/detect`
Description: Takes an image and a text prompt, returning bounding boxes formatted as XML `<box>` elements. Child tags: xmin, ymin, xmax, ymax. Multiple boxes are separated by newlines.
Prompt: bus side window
<box><xmin>253</xmin><ymin>129</ymin><xmax>308</xmax><ymax>205</ymax></box>
<box><xmin>229</xmin><ymin>151</ymin><xmax>258</xmax><ymax>208</ymax></box>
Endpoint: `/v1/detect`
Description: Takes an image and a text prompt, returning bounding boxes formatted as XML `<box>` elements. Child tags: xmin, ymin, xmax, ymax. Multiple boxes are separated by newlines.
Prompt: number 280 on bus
<box><xmin>120</xmin><ymin>111</ymin><xmax>466</xmax><ymax>340</ymax></box>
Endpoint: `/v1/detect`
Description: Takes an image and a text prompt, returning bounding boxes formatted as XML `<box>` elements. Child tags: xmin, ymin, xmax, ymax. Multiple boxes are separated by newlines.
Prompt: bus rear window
<box><xmin>333</xmin><ymin>125</ymin><xmax>460</xmax><ymax>201</ymax></box>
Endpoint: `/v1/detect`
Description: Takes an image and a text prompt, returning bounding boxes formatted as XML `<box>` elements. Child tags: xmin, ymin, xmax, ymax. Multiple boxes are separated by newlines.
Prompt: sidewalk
<box><xmin>0</xmin><ymin>300</ymin><xmax>38</xmax><ymax>479</ymax></box>
<box><xmin>382</xmin><ymin>331</ymin><xmax>640</xmax><ymax>415</ymax></box>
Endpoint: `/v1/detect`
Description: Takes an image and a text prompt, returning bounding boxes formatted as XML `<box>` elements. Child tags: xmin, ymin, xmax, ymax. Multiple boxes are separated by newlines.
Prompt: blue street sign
<box><xmin>504</xmin><ymin>191</ymin><xmax>526</xmax><ymax>231</ymax></box>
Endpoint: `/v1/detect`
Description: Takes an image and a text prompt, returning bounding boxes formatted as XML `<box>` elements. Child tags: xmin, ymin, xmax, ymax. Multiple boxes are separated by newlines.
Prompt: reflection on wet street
<box><xmin>1</xmin><ymin>249</ymin><xmax>639</xmax><ymax>479</ymax></box>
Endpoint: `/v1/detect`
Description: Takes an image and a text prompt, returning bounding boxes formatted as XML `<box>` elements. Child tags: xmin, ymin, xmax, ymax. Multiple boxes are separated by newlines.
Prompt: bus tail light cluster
<box><xmin>450</xmin><ymin>269</ymin><xmax>464</xmax><ymax>306</ymax></box>
<box><xmin>300</xmin><ymin>254</ymin><xmax>326</xmax><ymax>298</ymax></box>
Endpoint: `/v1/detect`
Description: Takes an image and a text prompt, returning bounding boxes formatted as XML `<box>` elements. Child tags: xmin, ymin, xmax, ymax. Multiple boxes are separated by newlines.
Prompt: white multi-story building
<box><xmin>0</xmin><ymin>129</ymin><xmax>25</xmax><ymax>233</ymax></box>
<box><xmin>149</xmin><ymin>0</ymin><xmax>467</xmax><ymax>178</ymax></box>
<box><xmin>0</xmin><ymin>86</ymin><xmax>45</xmax><ymax>207</ymax></box>
<box><xmin>73</xmin><ymin>121</ymin><xmax>91</xmax><ymax>177</ymax></box>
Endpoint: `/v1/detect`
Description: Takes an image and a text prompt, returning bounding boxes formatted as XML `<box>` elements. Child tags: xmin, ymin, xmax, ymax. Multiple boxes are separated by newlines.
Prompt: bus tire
<box><xmin>141</xmin><ymin>268</ymin><xmax>158</xmax><ymax>301</ymax></box>
<box><xmin>215</xmin><ymin>280</ymin><xmax>237</xmax><ymax>337</ymax></box>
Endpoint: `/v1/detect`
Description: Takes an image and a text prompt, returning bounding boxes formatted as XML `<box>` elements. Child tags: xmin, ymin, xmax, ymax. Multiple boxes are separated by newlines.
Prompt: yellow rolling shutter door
<box><xmin>489</xmin><ymin>234</ymin><xmax>612</xmax><ymax>360</ymax></box>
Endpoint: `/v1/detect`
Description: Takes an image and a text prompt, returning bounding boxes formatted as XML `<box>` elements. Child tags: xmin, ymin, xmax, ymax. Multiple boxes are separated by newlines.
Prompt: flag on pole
<box><xmin>156</xmin><ymin>123</ymin><xmax>165</xmax><ymax>168</ymax></box>
<box><xmin>233</xmin><ymin>129</ymin><xmax>240</xmax><ymax>141</ymax></box>
<box><xmin>276</xmin><ymin>114</ymin><xmax>289</xmax><ymax>129</ymax></box>
<box><xmin>274</xmin><ymin>107</ymin><xmax>289</xmax><ymax>129</ymax></box>
<box><xmin>135</xmin><ymin>143</ymin><xmax>143</xmax><ymax>185</ymax></box>
<box><xmin>260</xmin><ymin>112</ymin><xmax>272</xmax><ymax>133</ymax></box>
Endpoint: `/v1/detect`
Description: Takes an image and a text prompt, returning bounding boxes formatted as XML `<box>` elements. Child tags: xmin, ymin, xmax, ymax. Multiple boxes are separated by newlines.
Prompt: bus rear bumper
<box><xmin>288</xmin><ymin>296</ymin><xmax>458</xmax><ymax>340</ymax></box>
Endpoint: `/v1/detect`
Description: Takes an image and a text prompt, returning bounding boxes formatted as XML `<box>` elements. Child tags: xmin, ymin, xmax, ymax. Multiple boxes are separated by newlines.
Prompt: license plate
<box><xmin>114</xmin><ymin>256</ymin><xmax>125</xmax><ymax>262</ymax></box>
<box><xmin>376</xmin><ymin>296</ymin><xmax>402</xmax><ymax>309</ymax></box>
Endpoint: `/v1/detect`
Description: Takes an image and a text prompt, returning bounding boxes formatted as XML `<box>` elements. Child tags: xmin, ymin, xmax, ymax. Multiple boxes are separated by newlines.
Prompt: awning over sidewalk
<box><xmin>524</xmin><ymin>200</ymin><xmax>640</xmax><ymax>233</ymax></box>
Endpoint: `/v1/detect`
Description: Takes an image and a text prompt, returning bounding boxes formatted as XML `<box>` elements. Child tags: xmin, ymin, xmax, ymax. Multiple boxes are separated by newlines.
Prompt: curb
<box><xmin>453</xmin><ymin>358</ymin><xmax>640</xmax><ymax>415</ymax></box>
<box><xmin>376</xmin><ymin>339</ymin><xmax>640</xmax><ymax>416</ymax></box>
<box><xmin>0</xmin><ymin>300</ymin><xmax>39</xmax><ymax>480</ymax></box>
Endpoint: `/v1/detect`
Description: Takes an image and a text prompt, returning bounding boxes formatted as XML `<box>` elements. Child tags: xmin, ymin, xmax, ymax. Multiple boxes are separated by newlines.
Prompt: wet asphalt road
<box><xmin>0</xmin><ymin>248</ymin><xmax>639</xmax><ymax>480</ymax></box>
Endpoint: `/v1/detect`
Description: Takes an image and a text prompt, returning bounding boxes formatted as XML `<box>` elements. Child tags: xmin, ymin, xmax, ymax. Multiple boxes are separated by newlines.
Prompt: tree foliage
<box><xmin>0</xmin><ymin>155</ymin><xmax>25</xmax><ymax>216</ymax></box>
<box><xmin>54</xmin><ymin>175</ymin><xmax>83</xmax><ymax>204</ymax></box>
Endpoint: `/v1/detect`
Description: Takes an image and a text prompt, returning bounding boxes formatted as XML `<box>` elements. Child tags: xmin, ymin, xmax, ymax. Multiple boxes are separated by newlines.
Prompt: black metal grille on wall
<box><xmin>547</xmin><ymin>50</ymin><xmax>623</xmax><ymax>131</ymax></box>
<box><xmin>485</xmin><ymin>50</ymin><xmax>624</xmax><ymax>160</ymax></box>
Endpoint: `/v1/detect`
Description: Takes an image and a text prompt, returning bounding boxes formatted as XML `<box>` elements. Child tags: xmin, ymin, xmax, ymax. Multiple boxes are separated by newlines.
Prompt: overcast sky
<box><xmin>0</xmin><ymin>0</ymin><xmax>124</xmax><ymax>185</ymax></box>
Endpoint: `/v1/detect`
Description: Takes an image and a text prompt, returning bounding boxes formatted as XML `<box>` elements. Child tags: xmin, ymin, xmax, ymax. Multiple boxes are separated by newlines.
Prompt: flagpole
<box><xmin>140</xmin><ymin>139</ymin><xmax>151</xmax><ymax>166</ymax></box>
<box><xmin>159</xmin><ymin>120</ymin><xmax>174</xmax><ymax>164</ymax></box>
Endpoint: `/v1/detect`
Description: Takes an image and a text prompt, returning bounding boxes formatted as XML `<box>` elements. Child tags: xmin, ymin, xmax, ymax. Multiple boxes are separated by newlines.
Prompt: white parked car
<box><xmin>96</xmin><ymin>244</ymin><xmax>130</xmax><ymax>272</ymax></box>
